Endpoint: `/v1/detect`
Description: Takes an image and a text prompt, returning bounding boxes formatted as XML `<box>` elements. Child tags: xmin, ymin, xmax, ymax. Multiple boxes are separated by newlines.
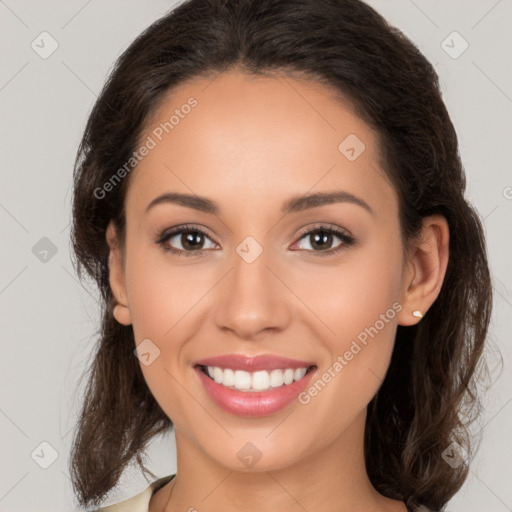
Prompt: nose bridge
<box><xmin>213</xmin><ymin>235</ymin><xmax>290</xmax><ymax>339</ymax></box>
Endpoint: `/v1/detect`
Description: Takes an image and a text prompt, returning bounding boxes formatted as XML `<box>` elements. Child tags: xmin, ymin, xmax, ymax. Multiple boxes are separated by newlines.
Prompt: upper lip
<box><xmin>194</xmin><ymin>354</ymin><xmax>316</xmax><ymax>372</ymax></box>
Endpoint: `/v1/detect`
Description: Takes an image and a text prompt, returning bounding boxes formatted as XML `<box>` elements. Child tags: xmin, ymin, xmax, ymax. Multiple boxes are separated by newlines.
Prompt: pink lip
<box><xmin>194</xmin><ymin>354</ymin><xmax>316</xmax><ymax>372</ymax></box>
<box><xmin>194</xmin><ymin>364</ymin><xmax>317</xmax><ymax>417</ymax></box>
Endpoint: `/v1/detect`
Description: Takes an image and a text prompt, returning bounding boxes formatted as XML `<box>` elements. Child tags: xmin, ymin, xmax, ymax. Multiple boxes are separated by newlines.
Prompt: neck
<box><xmin>156</xmin><ymin>410</ymin><xmax>406</xmax><ymax>512</ymax></box>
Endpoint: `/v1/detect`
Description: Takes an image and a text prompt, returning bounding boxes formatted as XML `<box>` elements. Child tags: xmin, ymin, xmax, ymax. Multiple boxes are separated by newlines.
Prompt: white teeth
<box><xmin>213</xmin><ymin>367</ymin><xmax>223</xmax><ymax>384</ymax></box>
<box><xmin>204</xmin><ymin>366</ymin><xmax>311</xmax><ymax>392</ymax></box>
<box><xmin>251</xmin><ymin>370</ymin><xmax>270</xmax><ymax>391</ymax></box>
<box><xmin>269</xmin><ymin>369</ymin><xmax>284</xmax><ymax>387</ymax></box>
<box><xmin>283</xmin><ymin>368</ymin><xmax>294</xmax><ymax>385</ymax></box>
<box><xmin>223</xmin><ymin>368</ymin><xmax>235</xmax><ymax>387</ymax></box>
<box><xmin>294</xmin><ymin>367</ymin><xmax>307</xmax><ymax>380</ymax></box>
<box><xmin>234</xmin><ymin>370</ymin><xmax>251</xmax><ymax>390</ymax></box>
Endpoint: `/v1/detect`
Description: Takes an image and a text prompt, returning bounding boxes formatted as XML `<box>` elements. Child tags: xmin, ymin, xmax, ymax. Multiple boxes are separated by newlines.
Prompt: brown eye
<box><xmin>175</xmin><ymin>231</ymin><xmax>207</xmax><ymax>251</ymax></box>
<box><xmin>293</xmin><ymin>226</ymin><xmax>354</xmax><ymax>255</ymax></box>
<box><xmin>157</xmin><ymin>226</ymin><xmax>217</xmax><ymax>256</ymax></box>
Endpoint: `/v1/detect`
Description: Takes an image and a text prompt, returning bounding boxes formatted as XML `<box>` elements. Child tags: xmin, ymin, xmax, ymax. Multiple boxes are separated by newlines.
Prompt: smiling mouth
<box><xmin>196</xmin><ymin>364</ymin><xmax>317</xmax><ymax>392</ymax></box>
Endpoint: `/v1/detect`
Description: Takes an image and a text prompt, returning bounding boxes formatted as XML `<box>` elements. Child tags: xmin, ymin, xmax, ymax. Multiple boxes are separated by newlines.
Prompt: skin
<box><xmin>107</xmin><ymin>69</ymin><xmax>449</xmax><ymax>512</ymax></box>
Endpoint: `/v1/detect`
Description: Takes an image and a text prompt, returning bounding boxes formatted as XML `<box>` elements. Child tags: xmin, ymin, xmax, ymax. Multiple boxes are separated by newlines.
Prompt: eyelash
<box><xmin>155</xmin><ymin>223</ymin><xmax>355</xmax><ymax>258</ymax></box>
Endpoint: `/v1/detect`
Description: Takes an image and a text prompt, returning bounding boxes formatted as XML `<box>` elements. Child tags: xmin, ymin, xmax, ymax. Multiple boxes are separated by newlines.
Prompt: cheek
<box><xmin>123</xmin><ymin>247</ymin><xmax>206</xmax><ymax>425</ymax></box>
<box><xmin>297</xmin><ymin>229</ymin><xmax>403</xmax><ymax>345</ymax></box>
<box><xmin>125</xmin><ymin>243</ymin><xmax>213</xmax><ymax>343</ymax></box>
<box><xmin>297</xmin><ymin>231</ymin><xmax>404</xmax><ymax>404</ymax></box>
<box><xmin>124</xmin><ymin>244</ymin><xmax>218</xmax><ymax>419</ymax></box>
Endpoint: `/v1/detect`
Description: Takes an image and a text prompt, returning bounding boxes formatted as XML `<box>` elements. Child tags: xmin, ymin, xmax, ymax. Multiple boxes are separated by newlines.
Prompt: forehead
<box><xmin>126</xmin><ymin>70</ymin><xmax>396</xmax><ymax>217</ymax></box>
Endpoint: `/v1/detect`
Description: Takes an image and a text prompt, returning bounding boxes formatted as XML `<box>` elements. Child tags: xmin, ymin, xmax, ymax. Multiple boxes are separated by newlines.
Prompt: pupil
<box><xmin>311</xmin><ymin>231</ymin><xmax>332</xmax><ymax>250</ymax></box>
<box><xmin>183</xmin><ymin>232</ymin><xmax>203</xmax><ymax>250</ymax></box>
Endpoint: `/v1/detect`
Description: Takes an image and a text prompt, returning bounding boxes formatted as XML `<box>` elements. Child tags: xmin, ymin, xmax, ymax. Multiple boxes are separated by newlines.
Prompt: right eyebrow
<box><xmin>145</xmin><ymin>192</ymin><xmax>219</xmax><ymax>215</ymax></box>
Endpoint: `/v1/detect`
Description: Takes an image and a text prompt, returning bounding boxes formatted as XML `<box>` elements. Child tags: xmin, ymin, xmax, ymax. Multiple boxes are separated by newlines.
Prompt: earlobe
<box><xmin>106</xmin><ymin>221</ymin><xmax>132</xmax><ymax>326</ymax></box>
<box><xmin>113</xmin><ymin>303</ymin><xmax>132</xmax><ymax>326</ymax></box>
<box><xmin>397</xmin><ymin>214</ymin><xmax>449</xmax><ymax>326</ymax></box>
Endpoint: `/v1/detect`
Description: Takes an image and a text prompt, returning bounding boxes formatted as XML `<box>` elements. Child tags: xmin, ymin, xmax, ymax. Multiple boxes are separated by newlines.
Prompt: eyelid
<box><xmin>295</xmin><ymin>222</ymin><xmax>353</xmax><ymax>240</ymax></box>
<box><xmin>157</xmin><ymin>223</ymin><xmax>215</xmax><ymax>241</ymax></box>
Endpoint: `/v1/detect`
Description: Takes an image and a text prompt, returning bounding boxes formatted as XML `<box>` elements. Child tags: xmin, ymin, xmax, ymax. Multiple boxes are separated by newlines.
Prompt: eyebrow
<box><xmin>145</xmin><ymin>190</ymin><xmax>373</xmax><ymax>216</ymax></box>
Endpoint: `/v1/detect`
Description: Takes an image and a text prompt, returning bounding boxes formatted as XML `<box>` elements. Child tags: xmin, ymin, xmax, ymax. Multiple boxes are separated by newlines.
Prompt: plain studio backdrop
<box><xmin>0</xmin><ymin>1</ymin><xmax>510</xmax><ymax>511</ymax></box>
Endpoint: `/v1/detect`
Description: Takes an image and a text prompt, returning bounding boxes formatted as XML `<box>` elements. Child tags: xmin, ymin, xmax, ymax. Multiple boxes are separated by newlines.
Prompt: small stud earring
<box><xmin>412</xmin><ymin>310</ymin><xmax>423</xmax><ymax>319</ymax></box>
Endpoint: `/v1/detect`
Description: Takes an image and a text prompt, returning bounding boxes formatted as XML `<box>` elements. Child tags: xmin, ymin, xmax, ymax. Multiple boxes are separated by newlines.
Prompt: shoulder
<box><xmin>94</xmin><ymin>475</ymin><xmax>175</xmax><ymax>512</ymax></box>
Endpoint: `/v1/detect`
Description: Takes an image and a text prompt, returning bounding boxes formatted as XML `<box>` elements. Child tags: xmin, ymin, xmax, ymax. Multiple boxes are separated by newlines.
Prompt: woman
<box><xmin>69</xmin><ymin>0</ymin><xmax>492</xmax><ymax>510</ymax></box>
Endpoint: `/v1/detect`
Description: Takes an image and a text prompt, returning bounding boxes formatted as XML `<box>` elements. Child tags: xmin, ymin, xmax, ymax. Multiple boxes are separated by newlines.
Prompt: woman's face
<box><xmin>109</xmin><ymin>70</ymin><xmax>412</xmax><ymax>471</ymax></box>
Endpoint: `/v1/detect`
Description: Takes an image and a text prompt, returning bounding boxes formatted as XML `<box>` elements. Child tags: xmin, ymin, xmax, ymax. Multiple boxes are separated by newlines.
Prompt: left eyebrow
<box><xmin>281</xmin><ymin>190</ymin><xmax>374</xmax><ymax>216</ymax></box>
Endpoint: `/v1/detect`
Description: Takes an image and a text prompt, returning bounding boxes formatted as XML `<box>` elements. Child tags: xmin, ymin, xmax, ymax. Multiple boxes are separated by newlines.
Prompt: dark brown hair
<box><xmin>69</xmin><ymin>0</ymin><xmax>493</xmax><ymax>509</ymax></box>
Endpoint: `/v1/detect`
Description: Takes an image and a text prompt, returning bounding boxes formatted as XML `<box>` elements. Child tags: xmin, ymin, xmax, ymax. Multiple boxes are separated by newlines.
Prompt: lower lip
<box><xmin>195</xmin><ymin>366</ymin><xmax>316</xmax><ymax>417</ymax></box>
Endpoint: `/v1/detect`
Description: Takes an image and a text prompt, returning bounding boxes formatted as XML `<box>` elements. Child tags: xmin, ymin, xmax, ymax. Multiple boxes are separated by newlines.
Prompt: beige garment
<box><xmin>98</xmin><ymin>475</ymin><xmax>175</xmax><ymax>512</ymax></box>
<box><xmin>97</xmin><ymin>475</ymin><xmax>433</xmax><ymax>512</ymax></box>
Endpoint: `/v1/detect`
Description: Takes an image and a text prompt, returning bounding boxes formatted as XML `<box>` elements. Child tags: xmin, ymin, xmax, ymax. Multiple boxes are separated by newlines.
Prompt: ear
<box><xmin>397</xmin><ymin>214</ymin><xmax>449</xmax><ymax>326</ymax></box>
<box><xmin>106</xmin><ymin>221</ymin><xmax>132</xmax><ymax>326</ymax></box>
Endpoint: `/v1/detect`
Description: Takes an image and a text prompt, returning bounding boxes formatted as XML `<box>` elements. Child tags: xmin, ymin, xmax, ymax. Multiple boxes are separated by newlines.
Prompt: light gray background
<box><xmin>0</xmin><ymin>1</ymin><xmax>510</xmax><ymax>511</ymax></box>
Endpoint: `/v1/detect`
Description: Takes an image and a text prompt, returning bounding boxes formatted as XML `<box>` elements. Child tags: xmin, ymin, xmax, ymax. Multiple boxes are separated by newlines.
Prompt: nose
<box><xmin>213</xmin><ymin>246</ymin><xmax>291</xmax><ymax>341</ymax></box>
